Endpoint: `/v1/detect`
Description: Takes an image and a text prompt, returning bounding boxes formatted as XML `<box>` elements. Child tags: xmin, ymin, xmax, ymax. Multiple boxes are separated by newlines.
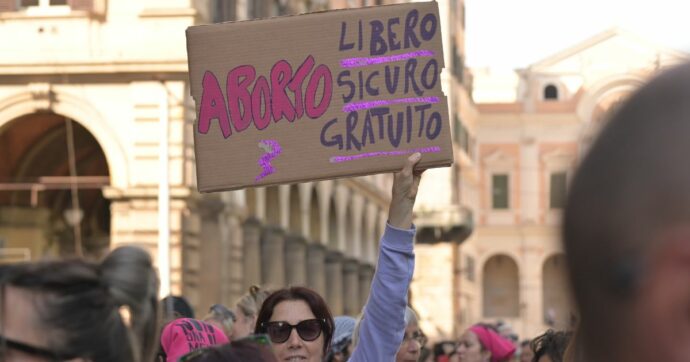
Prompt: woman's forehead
<box><xmin>270</xmin><ymin>299</ymin><xmax>316</xmax><ymax>322</ymax></box>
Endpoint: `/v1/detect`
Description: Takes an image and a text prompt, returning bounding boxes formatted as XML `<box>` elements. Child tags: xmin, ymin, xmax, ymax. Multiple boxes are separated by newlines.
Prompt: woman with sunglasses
<box><xmin>256</xmin><ymin>153</ymin><xmax>424</xmax><ymax>362</ymax></box>
<box><xmin>0</xmin><ymin>246</ymin><xmax>159</xmax><ymax>362</ymax></box>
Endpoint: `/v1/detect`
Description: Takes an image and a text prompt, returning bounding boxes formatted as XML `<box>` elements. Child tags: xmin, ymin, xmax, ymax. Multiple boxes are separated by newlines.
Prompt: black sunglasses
<box><xmin>0</xmin><ymin>335</ymin><xmax>77</xmax><ymax>361</ymax></box>
<box><xmin>259</xmin><ymin>319</ymin><xmax>325</xmax><ymax>344</ymax></box>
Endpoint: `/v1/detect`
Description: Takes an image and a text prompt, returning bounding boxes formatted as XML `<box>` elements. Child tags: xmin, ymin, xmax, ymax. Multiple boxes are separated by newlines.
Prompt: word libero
<box><xmin>196</xmin><ymin>9</ymin><xmax>442</xmax><ymax>152</ymax></box>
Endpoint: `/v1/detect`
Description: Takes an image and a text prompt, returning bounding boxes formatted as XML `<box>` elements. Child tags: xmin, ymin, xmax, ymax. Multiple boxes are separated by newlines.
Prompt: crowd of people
<box><xmin>3</xmin><ymin>62</ymin><xmax>690</xmax><ymax>362</ymax></box>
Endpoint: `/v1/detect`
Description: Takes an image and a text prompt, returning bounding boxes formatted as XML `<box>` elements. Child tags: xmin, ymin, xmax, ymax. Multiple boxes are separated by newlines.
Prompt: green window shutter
<box><xmin>492</xmin><ymin>174</ymin><xmax>509</xmax><ymax>209</ymax></box>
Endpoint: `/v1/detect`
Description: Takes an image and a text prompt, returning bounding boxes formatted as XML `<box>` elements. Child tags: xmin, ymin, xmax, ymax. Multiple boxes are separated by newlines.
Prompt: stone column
<box><xmin>242</xmin><ymin>217</ymin><xmax>262</xmax><ymax>290</ymax></box>
<box><xmin>358</xmin><ymin>264</ymin><xmax>375</xmax><ymax>309</ymax></box>
<box><xmin>198</xmin><ymin>196</ymin><xmax>224</xmax><ymax>312</ymax></box>
<box><xmin>285</xmin><ymin>235</ymin><xmax>307</xmax><ymax>286</ymax></box>
<box><xmin>325</xmin><ymin>251</ymin><xmax>344</xmax><ymax>315</ymax></box>
<box><xmin>521</xmin><ymin>138</ymin><xmax>539</xmax><ymax>223</ymax></box>
<box><xmin>307</xmin><ymin>243</ymin><xmax>327</xmax><ymax>296</ymax></box>
<box><xmin>220</xmin><ymin>198</ymin><xmax>246</xmax><ymax>305</ymax></box>
<box><xmin>261</xmin><ymin>226</ymin><xmax>286</xmax><ymax>287</ymax></box>
<box><xmin>343</xmin><ymin>258</ymin><xmax>361</xmax><ymax>316</ymax></box>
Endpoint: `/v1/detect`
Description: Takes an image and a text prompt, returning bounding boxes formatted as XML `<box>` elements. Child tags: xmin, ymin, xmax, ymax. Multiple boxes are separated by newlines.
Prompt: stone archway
<box><xmin>542</xmin><ymin>254</ymin><xmax>573</xmax><ymax>329</ymax></box>
<box><xmin>0</xmin><ymin>112</ymin><xmax>111</xmax><ymax>260</ymax></box>
<box><xmin>482</xmin><ymin>254</ymin><xmax>520</xmax><ymax>318</ymax></box>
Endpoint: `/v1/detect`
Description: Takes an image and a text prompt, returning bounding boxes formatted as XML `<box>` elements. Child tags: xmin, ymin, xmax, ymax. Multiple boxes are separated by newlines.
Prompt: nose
<box><xmin>286</xmin><ymin>327</ymin><xmax>303</xmax><ymax>349</ymax></box>
<box><xmin>408</xmin><ymin>339</ymin><xmax>421</xmax><ymax>352</ymax></box>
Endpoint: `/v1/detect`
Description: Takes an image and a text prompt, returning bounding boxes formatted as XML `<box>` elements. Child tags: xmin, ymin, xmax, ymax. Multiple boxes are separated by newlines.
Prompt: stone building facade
<box><xmin>0</xmin><ymin>0</ymin><xmax>406</xmax><ymax>316</ymax></box>
<box><xmin>463</xmin><ymin>28</ymin><xmax>688</xmax><ymax>339</ymax></box>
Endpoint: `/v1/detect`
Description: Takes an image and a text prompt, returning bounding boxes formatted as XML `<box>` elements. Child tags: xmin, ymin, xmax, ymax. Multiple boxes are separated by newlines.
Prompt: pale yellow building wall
<box><xmin>467</xmin><ymin>29</ymin><xmax>689</xmax><ymax>340</ymax></box>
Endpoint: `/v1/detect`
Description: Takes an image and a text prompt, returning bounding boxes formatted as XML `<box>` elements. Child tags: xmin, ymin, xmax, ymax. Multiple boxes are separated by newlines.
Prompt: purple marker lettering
<box><xmin>329</xmin><ymin>146</ymin><xmax>441</xmax><ymax>163</ymax></box>
<box><xmin>342</xmin><ymin>96</ymin><xmax>439</xmax><ymax>113</ymax></box>
<box><xmin>340</xmin><ymin>50</ymin><xmax>435</xmax><ymax>68</ymax></box>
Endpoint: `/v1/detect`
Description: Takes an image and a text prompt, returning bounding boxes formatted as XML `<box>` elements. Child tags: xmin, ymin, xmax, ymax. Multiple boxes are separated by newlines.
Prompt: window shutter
<box><xmin>68</xmin><ymin>0</ymin><xmax>92</xmax><ymax>11</ymax></box>
<box><xmin>0</xmin><ymin>0</ymin><xmax>17</xmax><ymax>12</ymax></box>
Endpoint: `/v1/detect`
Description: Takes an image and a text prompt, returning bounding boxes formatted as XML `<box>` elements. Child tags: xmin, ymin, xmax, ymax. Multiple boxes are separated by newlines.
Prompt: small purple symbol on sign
<box><xmin>255</xmin><ymin>140</ymin><xmax>282</xmax><ymax>182</ymax></box>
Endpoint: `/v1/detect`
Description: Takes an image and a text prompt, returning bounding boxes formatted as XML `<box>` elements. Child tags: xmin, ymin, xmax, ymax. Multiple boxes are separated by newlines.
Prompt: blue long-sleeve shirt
<box><xmin>349</xmin><ymin>223</ymin><xmax>416</xmax><ymax>362</ymax></box>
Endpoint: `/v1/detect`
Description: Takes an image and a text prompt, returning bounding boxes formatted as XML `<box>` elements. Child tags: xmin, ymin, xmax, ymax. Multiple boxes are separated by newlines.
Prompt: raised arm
<box><xmin>350</xmin><ymin>153</ymin><xmax>423</xmax><ymax>362</ymax></box>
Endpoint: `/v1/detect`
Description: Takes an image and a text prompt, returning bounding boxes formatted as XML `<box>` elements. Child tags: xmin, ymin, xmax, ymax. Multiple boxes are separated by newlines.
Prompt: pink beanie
<box><xmin>469</xmin><ymin>325</ymin><xmax>516</xmax><ymax>362</ymax></box>
<box><xmin>160</xmin><ymin>318</ymin><xmax>229</xmax><ymax>362</ymax></box>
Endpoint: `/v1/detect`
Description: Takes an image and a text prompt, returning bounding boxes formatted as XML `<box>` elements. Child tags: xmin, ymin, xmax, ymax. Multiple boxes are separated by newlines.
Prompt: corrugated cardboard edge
<box><xmin>198</xmin><ymin>158</ymin><xmax>453</xmax><ymax>193</ymax></box>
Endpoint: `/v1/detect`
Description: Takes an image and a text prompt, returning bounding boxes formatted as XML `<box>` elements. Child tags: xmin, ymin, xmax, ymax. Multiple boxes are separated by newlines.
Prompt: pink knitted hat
<box><xmin>160</xmin><ymin>318</ymin><xmax>229</xmax><ymax>362</ymax></box>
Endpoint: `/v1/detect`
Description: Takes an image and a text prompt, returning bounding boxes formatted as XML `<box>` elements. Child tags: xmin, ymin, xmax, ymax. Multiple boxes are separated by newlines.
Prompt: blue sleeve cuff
<box><xmin>381</xmin><ymin>223</ymin><xmax>416</xmax><ymax>252</ymax></box>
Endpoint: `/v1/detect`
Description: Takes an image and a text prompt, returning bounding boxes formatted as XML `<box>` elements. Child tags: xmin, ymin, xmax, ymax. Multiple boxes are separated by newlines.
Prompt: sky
<box><xmin>465</xmin><ymin>0</ymin><xmax>690</xmax><ymax>69</ymax></box>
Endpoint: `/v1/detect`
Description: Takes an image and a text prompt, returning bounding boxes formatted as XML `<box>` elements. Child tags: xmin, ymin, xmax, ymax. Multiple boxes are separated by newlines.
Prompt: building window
<box><xmin>492</xmin><ymin>174</ymin><xmax>509</xmax><ymax>209</ymax></box>
<box><xmin>544</xmin><ymin>84</ymin><xmax>559</xmax><ymax>100</ymax></box>
<box><xmin>18</xmin><ymin>0</ymin><xmax>68</xmax><ymax>7</ymax></box>
<box><xmin>454</xmin><ymin>115</ymin><xmax>462</xmax><ymax>145</ymax></box>
<box><xmin>454</xmin><ymin>116</ymin><xmax>473</xmax><ymax>157</ymax></box>
<box><xmin>452</xmin><ymin>40</ymin><xmax>464</xmax><ymax>83</ymax></box>
<box><xmin>550</xmin><ymin>172</ymin><xmax>567</xmax><ymax>209</ymax></box>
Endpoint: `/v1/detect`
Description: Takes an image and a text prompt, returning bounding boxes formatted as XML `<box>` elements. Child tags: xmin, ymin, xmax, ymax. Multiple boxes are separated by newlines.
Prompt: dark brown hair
<box><xmin>184</xmin><ymin>339</ymin><xmax>278</xmax><ymax>362</ymax></box>
<box><xmin>0</xmin><ymin>246</ymin><xmax>159</xmax><ymax>362</ymax></box>
<box><xmin>254</xmin><ymin>286</ymin><xmax>335</xmax><ymax>355</ymax></box>
<box><xmin>531</xmin><ymin>329</ymin><xmax>572</xmax><ymax>362</ymax></box>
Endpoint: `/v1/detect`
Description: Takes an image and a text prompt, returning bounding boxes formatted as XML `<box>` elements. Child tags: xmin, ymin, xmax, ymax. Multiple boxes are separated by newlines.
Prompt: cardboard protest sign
<box><xmin>186</xmin><ymin>2</ymin><xmax>453</xmax><ymax>192</ymax></box>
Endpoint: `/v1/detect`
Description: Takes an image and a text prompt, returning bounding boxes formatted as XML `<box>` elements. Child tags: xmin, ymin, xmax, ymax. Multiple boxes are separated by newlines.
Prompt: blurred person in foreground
<box><xmin>178</xmin><ymin>335</ymin><xmax>277</xmax><ymax>362</ymax></box>
<box><xmin>0</xmin><ymin>246</ymin><xmax>159</xmax><ymax>361</ymax></box>
<box><xmin>455</xmin><ymin>324</ymin><xmax>515</xmax><ymax>362</ymax></box>
<box><xmin>254</xmin><ymin>153</ymin><xmax>424</xmax><ymax>361</ymax></box>
<box><xmin>562</xmin><ymin>61</ymin><xmax>690</xmax><ymax>362</ymax></box>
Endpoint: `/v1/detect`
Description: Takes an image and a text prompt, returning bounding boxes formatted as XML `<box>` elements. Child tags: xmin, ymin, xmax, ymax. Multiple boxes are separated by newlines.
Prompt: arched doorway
<box><xmin>482</xmin><ymin>254</ymin><xmax>520</xmax><ymax>318</ymax></box>
<box><xmin>0</xmin><ymin>113</ymin><xmax>110</xmax><ymax>261</ymax></box>
<box><xmin>542</xmin><ymin>254</ymin><xmax>573</xmax><ymax>329</ymax></box>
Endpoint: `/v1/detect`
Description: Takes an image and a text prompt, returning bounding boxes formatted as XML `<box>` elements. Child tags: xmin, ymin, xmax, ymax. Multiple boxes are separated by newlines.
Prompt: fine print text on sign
<box><xmin>187</xmin><ymin>1</ymin><xmax>453</xmax><ymax>192</ymax></box>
